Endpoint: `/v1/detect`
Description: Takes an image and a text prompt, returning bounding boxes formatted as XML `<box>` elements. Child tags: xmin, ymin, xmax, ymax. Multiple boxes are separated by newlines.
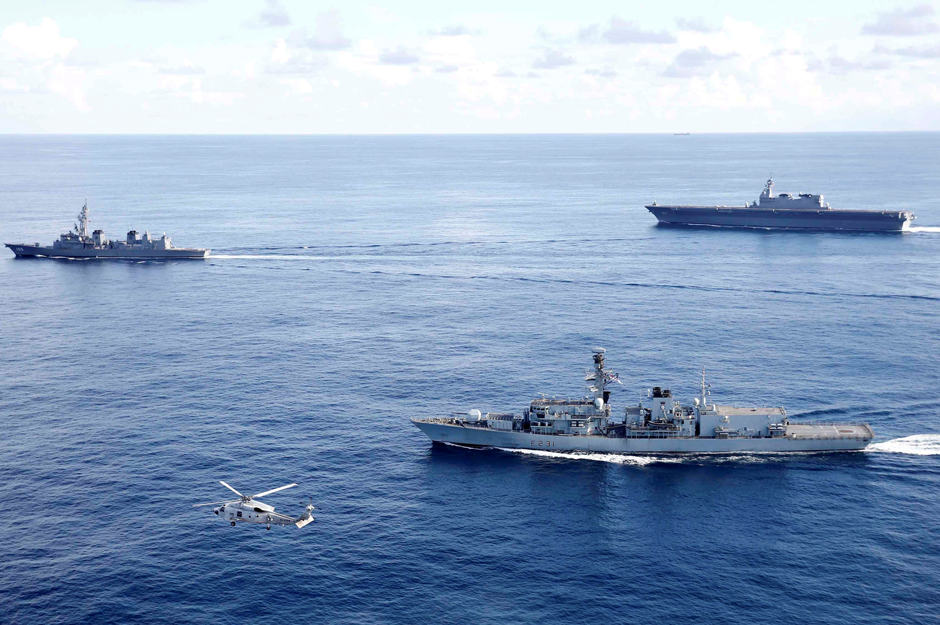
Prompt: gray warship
<box><xmin>411</xmin><ymin>348</ymin><xmax>874</xmax><ymax>453</ymax></box>
<box><xmin>5</xmin><ymin>202</ymin><xmax>210</xmax><ymax>259</ymax></box>
<box><xmin>646</xmin><ymin>176</ymin><xmax>914</xmax><ymax>231</ymax></box>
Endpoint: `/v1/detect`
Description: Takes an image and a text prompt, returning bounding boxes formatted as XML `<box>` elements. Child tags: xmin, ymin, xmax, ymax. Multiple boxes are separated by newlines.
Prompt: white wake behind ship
<box><xmin>5</xmin><ymin>202</ymin><xmax>210</xmax><ymax>259</ymax></box>
<box><xmin>412</xmin><ymin>348</ymin><xmax>874</xmax><ymax>453</ymax></box>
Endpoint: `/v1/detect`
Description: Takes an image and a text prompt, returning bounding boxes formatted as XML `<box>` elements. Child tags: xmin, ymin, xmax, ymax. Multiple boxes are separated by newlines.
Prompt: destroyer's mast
<box><xmin>74</xmin><ymin>201</ymin><xmax>90</xmax><ymax>238</ymax></box>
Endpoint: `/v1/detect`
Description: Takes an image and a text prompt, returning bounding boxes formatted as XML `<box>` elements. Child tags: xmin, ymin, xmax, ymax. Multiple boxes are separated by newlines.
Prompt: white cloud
<box><xmin>585</xmin><ymin>68</ymin><xmax>618</xmax><ymax>78</ymax></box>
<box><xmin>430</xmin><ymin>24</ymin><xmax>476</xmax><ymax>37</ymax></box>
<box><xmin>291</xmin><ymin>10</ymin><xmax>351</xmax><ymax>51</ymax></box>
<box><xmin>590</xmin><ymin>16</ymin><xmax>676</xmax><ymax>44</ymax></box>
<box><xmin>158</xmin><ymin>64</ymin><xmax>205</xmax><ymax>75</ymax></box>
<box><xmin>0</xmin><ymin>77</ymin><xmax>30</xmax><ymax>93</ymax></box>
<box><xmin>532</xmin><ymin>49</ymin><xmax>575</xmax><ymax>69</ymax></box>
<box><xmin>875</xmin><ymin>42</ymin><xmax>940</xmax><ymax>58</ymax></box>
<box><xmin>271</xmin><ymin>39</ymin><xmax>290</xmax><ymax>63</ymax></box>
<box><xmin>285</xmin><ymin>78</ymin><xmax>314</xmax><ymax>95</ymax></box>
<box><xmin>48</xmin><ymin>65</ymin><xmax>88</xmax><ymax>110</ymax></box>
<box><xmin>662</xmin><ymin>47</ymin><xmax>736</xmax><ymax>78</ymax></box>
<box><xmin>827</xmin><ymin>54</ymin><xmax>893</xmax><ymax>74</ymax></box>
<box><xmin>257</xmin><ymin>0</ymin><xmax>290</xmax><ymax>28</ymax></box>
<box><xmin>861</xmin><ymin>5</ymin><xmax>939</xmax><ymax>36</ymax></box>
<box><xmin>675</xmin><ymin>17</ymin><xmax>718</xmax><ymax>33</ymax></box>
<box><xmin>157</xmin><ymin>76</ymin><xmax>244</xmax><ymax>106</ymax></box>
<box><xmin>1</xmin><ymin>18</ymin><xmax>91</xmax><ymax>111</ymax></box>
<box><xmin>379</xmin><ymin>46</ymin><xmax>419</xmax><ymax>65</ymax></box>
<box><xmin>3</xmin><ymin>17</ymin><xmax>77</xmax><ymax>59</ymax></box>
<box><xmin>2</xmin><ymin>6</ymin><xmax>940</xmax><ymax>132</ymax></box>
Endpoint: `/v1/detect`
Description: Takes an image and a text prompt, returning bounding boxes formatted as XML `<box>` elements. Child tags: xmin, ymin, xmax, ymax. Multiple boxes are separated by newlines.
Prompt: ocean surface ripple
<box><xmin>1</xmin><ymin>134</ymin><xmax>938</xmax><ymax>625</ymax></box>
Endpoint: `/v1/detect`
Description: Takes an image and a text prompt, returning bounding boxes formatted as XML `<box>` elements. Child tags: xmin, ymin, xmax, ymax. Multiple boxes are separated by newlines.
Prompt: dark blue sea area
<box><xmin>1</xmin><ymin>133</ymin><xmax>939</xmax><ymax>625</ymax></box>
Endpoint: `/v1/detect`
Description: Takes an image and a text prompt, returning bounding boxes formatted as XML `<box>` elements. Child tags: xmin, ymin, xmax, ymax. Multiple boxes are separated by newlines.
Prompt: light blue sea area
<box><xmin>1</xmin><ymin>133</ymin><xmax>938</xmax><ymax>624</ymax></box>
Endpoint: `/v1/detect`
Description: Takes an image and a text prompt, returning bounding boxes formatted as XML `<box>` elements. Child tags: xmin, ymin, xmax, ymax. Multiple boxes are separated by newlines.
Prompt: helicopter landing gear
<box><xmin>231</xmin><ymin>521</ymin><xmax>236</xmax><ymax>526</ymax></box>
<box><xmin>266</xmin><ymin>524</ymin><xmax>271</xmax><ymax>530</ymax></box>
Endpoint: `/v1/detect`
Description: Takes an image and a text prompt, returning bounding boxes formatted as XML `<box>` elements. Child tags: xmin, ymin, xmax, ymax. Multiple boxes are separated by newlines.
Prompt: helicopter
<box><xmin>194</xmin><ymin>481</ymin><xmax>315</xmax><ymax>530</ymax></box>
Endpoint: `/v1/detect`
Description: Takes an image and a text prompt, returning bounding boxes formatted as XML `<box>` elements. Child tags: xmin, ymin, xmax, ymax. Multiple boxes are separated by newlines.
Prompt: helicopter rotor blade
<box><xmin>252</xmin><ymin>483</ymin><xmax>297</xmax><ymax>499</ymax></box>
<box><xmin>193</xmin><ymin>499</ymin><xmax>239</xmax><ymax>507</ymax></box>
<box><xmin>219</xmin><ymin>481</ymin><xmax>244</xmax><ymax>497</ymax></box>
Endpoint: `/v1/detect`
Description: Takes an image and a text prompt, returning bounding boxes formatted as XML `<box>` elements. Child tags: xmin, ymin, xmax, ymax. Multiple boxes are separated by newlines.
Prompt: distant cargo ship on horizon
<box><xmin>646</xmin><ymin>176</ymin><xmax>915</xmax><ymax>232</ymax></box>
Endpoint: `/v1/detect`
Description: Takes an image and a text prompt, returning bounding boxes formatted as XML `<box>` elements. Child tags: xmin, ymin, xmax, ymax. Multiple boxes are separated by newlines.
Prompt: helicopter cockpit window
<box><xmin>236</xmin><ymin>511</ymin><xmax>242</xmax><ymax>517</ymax></box>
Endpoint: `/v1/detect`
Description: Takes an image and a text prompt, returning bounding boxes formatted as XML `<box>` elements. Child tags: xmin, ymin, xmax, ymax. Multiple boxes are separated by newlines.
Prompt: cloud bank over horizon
<box><xmin>0</xmin><ymin>1</ymin><xmax>938</xmax><ymax>133</ymax></box>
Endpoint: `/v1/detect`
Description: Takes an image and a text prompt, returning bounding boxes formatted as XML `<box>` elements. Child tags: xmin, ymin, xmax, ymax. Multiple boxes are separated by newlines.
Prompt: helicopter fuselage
<box><xmin>215</xmin><ymin>501</ymin><xmax>294</xmax><ymax>526</ymax></box>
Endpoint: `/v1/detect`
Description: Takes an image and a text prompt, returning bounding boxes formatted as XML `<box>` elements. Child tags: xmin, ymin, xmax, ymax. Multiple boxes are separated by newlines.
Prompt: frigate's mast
<box><xmin>586</xmin><ymin>347</ymin><xmax>620</xmax><ymax>401</ymax></box>
<box><xmin>700</xmin><ymin>367</ymin><xmax>711</xmax><ymax>409</ymax></box>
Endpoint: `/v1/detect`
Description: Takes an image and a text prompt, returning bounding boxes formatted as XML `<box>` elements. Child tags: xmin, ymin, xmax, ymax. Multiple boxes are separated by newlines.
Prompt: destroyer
<box><xmin>646</xmin><ymin>176</ymin><xmax>914</xmax><ymax>231</ymax></box>
<box><xmin>5</xmin><ymin>202</ymin><xmax>210</xmax><ymax>259</ymax></box>
<box><xmin>412</xmin><ymin>348</ymin><xmax>873</xmax><ymax>453</ymax></box>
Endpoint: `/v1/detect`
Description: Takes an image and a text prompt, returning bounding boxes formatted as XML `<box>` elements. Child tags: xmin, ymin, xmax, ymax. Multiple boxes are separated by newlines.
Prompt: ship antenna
<box><xmin>75</xmin><ymin>200</ymin><xmax>90</xmax><ymax>238</ymax></box>
<box><xmin>700</xmin><ymin>366</ymin><xmax>710</xmax><ymax>409</ymax></box>
<box><xmin>762</xmin><ymin>174</ymin><xmax>774</xmax><ymax>200</ymax></box>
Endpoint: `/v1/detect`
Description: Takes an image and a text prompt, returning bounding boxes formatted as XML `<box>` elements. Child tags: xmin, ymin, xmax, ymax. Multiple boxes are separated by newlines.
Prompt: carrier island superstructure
<box><xmin>5</xmin><ymin>202</ymin><xmax>210</xmax><ymax>259</ymax></box>
<box><xmin>411</xmin><ymin>348</ymin><xmax>873</xmax><ymax>453</ymax></box>
<box><xmin>646</xmin><ymin>176</ymin><xmax>914</xmax><ymax>232</ymax></box>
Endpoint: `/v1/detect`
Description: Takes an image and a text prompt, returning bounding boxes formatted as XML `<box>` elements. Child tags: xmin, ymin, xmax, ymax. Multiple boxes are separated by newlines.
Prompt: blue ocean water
<box><xmin>1</xmin><ymin>133</ymin><xmax>939</xmax><ymax>625</ymax></box>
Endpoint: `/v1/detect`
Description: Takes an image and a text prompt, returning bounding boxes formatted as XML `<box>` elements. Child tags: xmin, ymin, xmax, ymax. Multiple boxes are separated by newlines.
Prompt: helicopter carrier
<box><xmin>411</xmin><ymin>348</ymin><xmax>874</xmax><ymax>453</ymax></box>
<box><xmin>5</xmin><ymin>202</ymin><xmax>210</xmax><ymax>259</ymax></box>
<box><xmin>646</xmin><ymin>176</ymin><xmax>914</xmax><ymax>231</ymax></box>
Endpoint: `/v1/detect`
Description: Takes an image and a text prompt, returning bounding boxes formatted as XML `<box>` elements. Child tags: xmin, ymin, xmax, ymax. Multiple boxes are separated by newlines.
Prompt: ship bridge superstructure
<box><xmin>526</xmin><ymin>347</ymin><xmax>619</xmax><ymax>436</ymax></box>
<box><xmin>751</xmin><ymin>175</ymin><xmax>829</xmax><ymax>210</ymax></box>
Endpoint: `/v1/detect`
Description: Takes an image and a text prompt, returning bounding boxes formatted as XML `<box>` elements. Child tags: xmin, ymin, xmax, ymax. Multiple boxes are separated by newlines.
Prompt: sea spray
<box><xmin>868</xmin><ymin>434</ymin><xmax>940</xmax><ymax>455</ymax></box>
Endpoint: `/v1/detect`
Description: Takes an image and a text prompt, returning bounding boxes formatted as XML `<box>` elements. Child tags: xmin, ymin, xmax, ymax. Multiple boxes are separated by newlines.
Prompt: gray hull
<box><xmin>6</xmin><ymin>244</ymin><xmax>210</xmax><ymax>259</ymax></box>
<box><xmin>646</xmin><ymin>206</ymin><xmax>913</xmax><ymax>232</ymax></box>
<box><xmin>412</xmin><ymin>419</ymin><xmax>873</xmax><ymax>453</ymax></box>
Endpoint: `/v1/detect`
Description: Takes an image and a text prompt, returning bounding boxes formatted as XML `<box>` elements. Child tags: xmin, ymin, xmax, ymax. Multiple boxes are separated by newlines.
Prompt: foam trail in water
<box><xmin>908</xmin><ymin>226</ymin><xmax>940</xmax><ymax>233</ymax></box>
<box><xmin>211</xmin><ymin>254</ymin><xmax>331</xmax><ymax>260</ymax></box>
<box><xmin>867</xmin><ymin>434</ymin><xmax>940</xmax><ymax>455</ymax></box>
<box><xmin>496</xmin><ymin>447</ymin><xmax>681</xmax><ymax>466</ymax></box>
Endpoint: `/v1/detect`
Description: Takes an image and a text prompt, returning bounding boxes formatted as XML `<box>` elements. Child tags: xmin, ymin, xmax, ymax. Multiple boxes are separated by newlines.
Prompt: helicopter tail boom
<box><xmin>294</xmin><ymin>506</ymin><xmax>315</xmax><ymax>528</ymax></box>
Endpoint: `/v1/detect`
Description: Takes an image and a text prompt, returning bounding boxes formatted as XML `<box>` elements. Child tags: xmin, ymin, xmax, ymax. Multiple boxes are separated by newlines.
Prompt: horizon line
<box><xmin>1</xmin><ymin>130</ymin><xmax>938</xmax><ymax>137</ymax></box>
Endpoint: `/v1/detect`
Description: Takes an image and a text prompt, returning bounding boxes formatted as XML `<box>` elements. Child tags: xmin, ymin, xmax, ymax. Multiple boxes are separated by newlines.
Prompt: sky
<box><xmin>1</xmin><ymin>0</ymin><xmax>939</xmax><ymax>133</ymax></box>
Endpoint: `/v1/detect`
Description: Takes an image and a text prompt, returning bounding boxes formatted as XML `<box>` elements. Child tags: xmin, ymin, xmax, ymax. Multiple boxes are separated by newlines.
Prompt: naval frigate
<box><xmin>411</xmin><ymin>348</ymin><xmax>874</xmax><ymax>453</ymax></box>
<box><xmin>646</xmin><ymin>176</ymin><xmax>914</xmax><ymax>231</ymax></box>
<box><xmin>5</xmin><ymin>202</ymin><xmax>210</xmax><ymax>259</ymax></box>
